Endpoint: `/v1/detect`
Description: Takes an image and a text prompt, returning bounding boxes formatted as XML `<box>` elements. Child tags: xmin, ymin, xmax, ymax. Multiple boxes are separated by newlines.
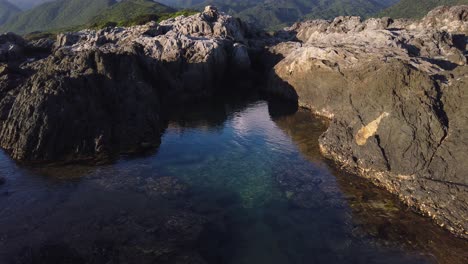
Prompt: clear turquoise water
<box><xmin>0</xmin><ymin>99</ymin><xmax>466</xmax><ymax>264</ymax></box>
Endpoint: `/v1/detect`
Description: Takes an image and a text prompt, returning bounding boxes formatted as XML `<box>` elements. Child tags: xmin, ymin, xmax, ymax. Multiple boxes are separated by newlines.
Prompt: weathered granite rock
<box><xmin>0</xmin><ymin>7</ymin><xmax>253</xmax><ymax>163</ymax></box>
<box><xmin>28</xmin><ymin>38</ymin><xmax>55</xmax><ymax>52</ymax></box>
<box><xmin>267</xmin><ymin>5</ymin><xmax>468</xmax><ymax>238</ymax></box>
<box><xmin>410</xmin><ymin>5</ymin><xmax>468</xmax><ymax>34</ymax></box>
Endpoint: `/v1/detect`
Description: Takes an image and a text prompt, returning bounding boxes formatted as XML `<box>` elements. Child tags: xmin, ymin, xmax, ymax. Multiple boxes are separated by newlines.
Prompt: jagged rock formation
<box><xmin>0</xmin><ymin>6</ymin><xmax>252</xmax><ymax>162</ymax></box>
<box><xmin>267</xmin><ymin>5</ymin><xmax>468</xmax><ymax>238</ymax></box>
<box><xmin>0</xmin><ymin>4</ymin><xmax>467</xmax><ymax>240</ymax></box>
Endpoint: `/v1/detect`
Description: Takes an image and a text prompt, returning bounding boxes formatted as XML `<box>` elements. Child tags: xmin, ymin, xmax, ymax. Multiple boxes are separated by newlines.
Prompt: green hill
<box><xmin>379</xmin><ymin>0</ymin><xmax>468</xmax><ymax>18</ymax></box>
<box><xmin>88</xmin><ymin>0</ymin><xmax>176</xmax><ymax>28</ymax></box>
<box><xmin>157</xmin><ymin>0</ymin><xmax>206</xmax><ymax>8</ymax></box>
<box><xmin>0</xmin><ymin>0</ymin><xmax>20</xmax><ymax>25</ymax></box>
<box><xmin>0</xmin><ymin>0</ymin><xmax>116</xmax><ymax>34</ymax></box>
<box><xmin>237</xmin><ymin>0</ymin><xmax>399</xmax><ymax>29</ymax></box>
<box><xmin>0</xmin><ymin>0</ymin><xmax>183</xmax><ymax>34</ymax></box>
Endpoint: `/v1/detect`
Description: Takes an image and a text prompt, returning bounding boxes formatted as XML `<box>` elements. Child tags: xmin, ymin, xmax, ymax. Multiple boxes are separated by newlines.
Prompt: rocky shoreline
<box><xmin>0</xmin><ymin>5</ymin><xmax>467</xmax><ymax>238</ymax></box>
<box><xmin>267</xmin><ymin>5</ymin><xmax>468</xmax><ymax>238</ymax></box>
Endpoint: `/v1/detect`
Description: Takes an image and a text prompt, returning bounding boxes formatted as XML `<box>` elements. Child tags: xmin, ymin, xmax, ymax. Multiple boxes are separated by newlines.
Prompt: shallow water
<box><xmin>0</xmin><ymin>98</ymin><xmax>467</xmax><ymax>264</ymax></box>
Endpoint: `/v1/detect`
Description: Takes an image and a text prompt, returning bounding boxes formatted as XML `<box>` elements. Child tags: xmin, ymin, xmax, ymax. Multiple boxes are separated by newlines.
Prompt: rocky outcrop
<box><xmin>0</xmin><ymin>50</ymin><xmax>164</xmax><ymax>162</ymax></box>
<box><xmin>0</xmin><ymin>3</ymin><xmax>466</xmax><ymax>240</ymax></box>
<box><xmin>0</xmin><ymin>7</ymin><xmax>253</xmax><ymax>162</ymax></box>
<box><xmin>267</xmin><ymin>5</ymin><xmax>468</xmax><ymax>238</ymax></box>
<box><xmin>410</xmin><ymin>5</ymin><xmax>468</xmax><ymax>34</ymax></box>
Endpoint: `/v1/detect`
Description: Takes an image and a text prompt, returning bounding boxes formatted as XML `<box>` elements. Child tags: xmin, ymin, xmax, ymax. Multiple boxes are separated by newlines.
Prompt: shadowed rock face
<box><xmin>267</xmin><ymin>5</ymin><xmax>468</xmax><ymax>238</ymax></box>
<box><xmin>0</xmin><ymin>50</ymin><xmax>163</xmax><ymax>162</ymax></box>
<box><xmin>0</xmin><ymin>7</ymin><xmax>253</xmax><ymax>163</ymax></box>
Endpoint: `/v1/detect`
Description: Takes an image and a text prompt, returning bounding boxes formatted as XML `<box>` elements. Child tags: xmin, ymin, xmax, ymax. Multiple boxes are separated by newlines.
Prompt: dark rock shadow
<box><xmin>423</xmin><ymin>57</ymin><xmax>460</xmax><ymax>70</ymax></box>
<box><xmin>267</xmin><ymin>97</ymin><xmax>299</xmax><ymax>118</ymax></box>
<box><xmin>249</xmin><ymin>36</ymin><xmax>300</xmax><ymax>105</ymax></box>
<box><xmin>452</xmin><ymin>34</ymin><xmax>467</xmax><ymax>51</ymax></box>
<box><xmin>399</xmin><ymin>42</ymin><xmax>421</xmax><ymax>57</ymax></box>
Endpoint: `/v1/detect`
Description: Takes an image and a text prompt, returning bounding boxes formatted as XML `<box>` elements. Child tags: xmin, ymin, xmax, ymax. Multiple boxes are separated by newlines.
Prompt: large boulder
<box><xmin>267</xmin><ymin>6</ymin><xmax>468</xmax><ymax>238</ymax></box>
<box><xmin>0</xmin><ymin>7</ymin><xmax>253</xmax><ymax>163</ymax></box>
<box><xmin>0</xmin><ymin>50</ymin><xmax>163</xmax><ymax>162</ymax></box>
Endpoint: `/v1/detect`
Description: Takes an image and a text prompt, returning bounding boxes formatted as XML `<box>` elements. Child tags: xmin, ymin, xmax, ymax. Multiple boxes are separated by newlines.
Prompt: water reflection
<box><xmin>0</xmin><ymin>98</ymin><xmax>466</xmax><ymax>264</ymax></box>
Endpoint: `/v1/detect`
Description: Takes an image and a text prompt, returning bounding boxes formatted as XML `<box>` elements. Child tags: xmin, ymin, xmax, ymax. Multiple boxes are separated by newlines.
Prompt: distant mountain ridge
<box><xmin>89</xmin><ymin>0</ymin><xmax>176</xmax><ymax>28</ymax></box>
<box><xmin>158</xmin><ymin>0</ymin><xmax>400</xmax><ymax>29</ymax></box>
<box><xmin>7</xmin><ymin>0</ymin><xmax>54</xmax><ymax>10</ymax></box>
<box><xmin>0</xmin><ymin>0</ymin><xmax>20</xmax><ymax>25</ymax></box>
<box><xmin>2</xmin><ymin>0</ymin><xmax>468</xmax><ymax>35</ymax></box>
<box><xmin>379</xmin><ymin>0</ymin><xmax>468</xmax><ymax>18</ymax></box>
<box><xmin>157</xmin><ymin>0</ymin><xmax>205</xmax><ymax>7</ymax></box>
<box><xmin>0</xmin><ymin>0</ymin><xmax>178</xmax><ymax>34</ymax></box>
<box><xmin>1</xmin><ymin>0</ymin><xmax>116</xmax><ymax>34</ymax></box>
<box><xmin>0</xmin><ymin>0</ymin><xmax>20</xmax><ymax>22</ymax></box>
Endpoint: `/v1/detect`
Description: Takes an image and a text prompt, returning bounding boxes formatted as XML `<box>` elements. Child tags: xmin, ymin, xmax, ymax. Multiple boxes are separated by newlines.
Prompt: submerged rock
<box><xmin>145</xmin><ymin>177</ymin><xmax>190</xmax><ymax>198</ymax></box>
<box><xmin>266</xmin><ymin>5</ymin><xmax>468</xmax><ymax>238</ymax></box>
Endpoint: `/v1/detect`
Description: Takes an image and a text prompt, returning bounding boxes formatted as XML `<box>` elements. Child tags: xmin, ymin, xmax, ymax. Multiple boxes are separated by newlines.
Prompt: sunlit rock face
<box><xmin>0</xmin><ymin>7</ymin><xmax>254</xmax><ymax>163</ymax></box>
<box><xmin>266</xmin><ymin>5</ymin><xmax>468</xmax><ymax>238</ymax></box>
